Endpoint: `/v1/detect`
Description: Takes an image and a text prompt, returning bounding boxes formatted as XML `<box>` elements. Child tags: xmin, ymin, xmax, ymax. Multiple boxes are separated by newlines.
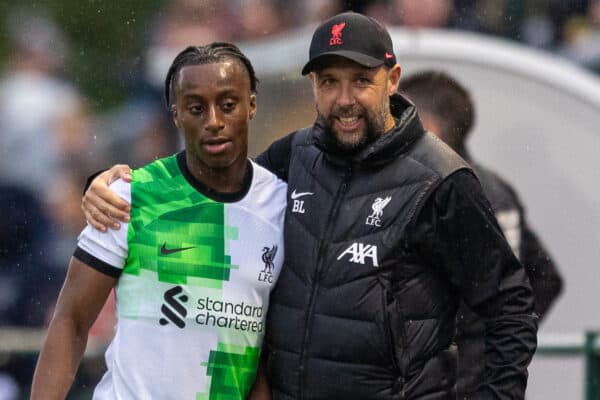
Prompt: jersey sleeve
<box><xmin>74</xmin><ymin>179</ymin><xmax>130</xmax><ymax>278</ymax></box>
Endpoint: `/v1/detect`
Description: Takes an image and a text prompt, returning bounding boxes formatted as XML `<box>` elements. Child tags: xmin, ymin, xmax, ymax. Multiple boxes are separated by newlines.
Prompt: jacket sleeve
<box><xmin>474</xmin><ymin>162</ymin><xmax>563</xmax><ymax>321</ymax></box>
<box><xmin>411</xmin><ymin>169</ymin><xmax>538</xmax><ymax>399</ymax></box>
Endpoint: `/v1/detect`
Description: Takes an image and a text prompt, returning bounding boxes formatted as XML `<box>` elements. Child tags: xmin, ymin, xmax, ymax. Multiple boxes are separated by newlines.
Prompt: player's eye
<box><xmin>222</xmin><ymin>100</ymin><xmax>237</xmax><ymax>112</ymax></box>
<box><xmin>189</xmin><ymin>104</ymin><xmax>204</xmax><ymax>114</ymax></box>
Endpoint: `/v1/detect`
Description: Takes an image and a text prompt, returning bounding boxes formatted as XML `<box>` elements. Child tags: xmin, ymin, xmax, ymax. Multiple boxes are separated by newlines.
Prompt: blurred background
<box><xmin>0</xmin><ymin>0</ymin><xmax>599</xmax><ymax>399</ymax></box>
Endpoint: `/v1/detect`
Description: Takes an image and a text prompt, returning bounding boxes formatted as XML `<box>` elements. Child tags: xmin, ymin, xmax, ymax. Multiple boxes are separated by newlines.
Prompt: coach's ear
<box><xmin>387</xmin><ymin>64</ymin><xmax>401</xmax><ymax>96</ymax></box>
<box><xmin>308</xmin><ymin>72</ymin><xmax>319</xmax><ymax>100</ymax></box>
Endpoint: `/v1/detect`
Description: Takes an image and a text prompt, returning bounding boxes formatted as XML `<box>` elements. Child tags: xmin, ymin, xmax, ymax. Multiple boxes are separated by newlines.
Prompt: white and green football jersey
<box><xmin>75</xmin><ymin>152</ymin><xmax>286</xmax><ymax>400</ymax></box>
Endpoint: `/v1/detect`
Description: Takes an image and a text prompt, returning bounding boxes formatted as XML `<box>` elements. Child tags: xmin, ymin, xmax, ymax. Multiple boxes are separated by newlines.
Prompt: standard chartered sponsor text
<box><xmin>195</xmin><ymin>297</ymin><xmax>264</xmax><ymax>333</ymax></box>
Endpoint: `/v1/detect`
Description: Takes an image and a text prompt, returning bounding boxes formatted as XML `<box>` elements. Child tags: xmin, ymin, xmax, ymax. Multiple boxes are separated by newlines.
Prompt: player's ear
<box><xmin>171</xmin><ymin>105</ymin><xmax>181</xmax><ymax>129</ymax></box>
<box><xmin>249</xmin><ymin>93</ymin><xmax>257</xmax><ymax>120</ymax></box>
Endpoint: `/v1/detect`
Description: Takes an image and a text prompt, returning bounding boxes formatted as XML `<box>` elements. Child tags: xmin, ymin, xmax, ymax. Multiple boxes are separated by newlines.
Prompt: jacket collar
<box><xmin>311</xmin><ymin>94</ymin><xmax>426</xmax><ymax>167</ymax></box>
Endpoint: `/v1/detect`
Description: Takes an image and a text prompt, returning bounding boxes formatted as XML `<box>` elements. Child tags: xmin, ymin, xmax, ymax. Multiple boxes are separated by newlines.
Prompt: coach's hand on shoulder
<box><xmin>82</xmin><ymin>164</ymin><xmax>132</xmax><ymax>232</ymax></box>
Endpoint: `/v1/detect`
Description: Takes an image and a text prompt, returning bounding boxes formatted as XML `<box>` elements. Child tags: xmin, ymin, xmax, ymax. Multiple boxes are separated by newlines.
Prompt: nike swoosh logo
<box><xmin>291</xmin><ymin>189</ymin><xmax>314</xmax><ymax>200</ymax></box>
<box><xmin>160</xmin><ymin>243</ymin><xmax>196</xmax><ymax>255</ymax></box>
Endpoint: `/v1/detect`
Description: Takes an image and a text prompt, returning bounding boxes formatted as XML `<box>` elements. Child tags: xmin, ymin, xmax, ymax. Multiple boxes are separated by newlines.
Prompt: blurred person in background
<box><xmin>45</xmin><ymin>167</ymin><xmax>93</xmax><ymax>269</ymax></box>
<box><xmin>0</xmin><ymin>10</ymin><xmax>99</xmax><ymax>398</ymax></box>
<box><xmin>143</xmin><ymin>0</ymin><xmax>237</xmax><ymax>94</ymax></box>
<box><xmin>97</xmin><ymin>98</ymin><xmax>176</xmax><ymax>168</ymax></box>
<box><xmin>392</xmin><ymin>0</ymin><xmax>453</xmax><ymax>28</ymax></box>
<box><xmin>361</xmin><ymin>0</ymin><xmax>484</xmax><ymax>33</ymax></box>
<box><xmin>520</xmin><ymin>0</ymin><xmax>558</xmax><ymax>49</ymax></box>
<box><xmin>0</xmin><ymin>10</ymin><xmax>93</xmax><ymax>199</ymax></box>
<box><xmin>354</xmin><ymin>0</ymin><xmax>591</xmax><ymax>51</ymax></box>
<box><xmin>0</xmin><ymin>184</ymin><xmax>60</xmax><ymax>400</ymax></box>
<box><xmin>561</xmin><ymin>0</ymin><xmax>600</xmax><ymax>73</ymax></box>
<box><xmin>299</xmin><ymin>0</ymin><xmax>343</xmax><ymax>25</ymax></box>
<box><xmin>399</xmin><ymin>70</ymin><xmax>563</xmax><ymax>399</ymax></box>
<box><xmin>236</xmin><ymin>0</ymin><xmax>284</xmax><ymax>39</ymax></box>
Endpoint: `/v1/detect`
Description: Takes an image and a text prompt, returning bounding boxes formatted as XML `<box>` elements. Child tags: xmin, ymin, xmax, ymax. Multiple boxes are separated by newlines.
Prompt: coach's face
<box><xmin>310</xmin><ymin>56</ymin><xmax>401</xmax><ymax>152</ymax></box>
<box><xmin>172</xmin><ymin>61</ymin><xmax>256</xmax><ymax>170</ymax></box>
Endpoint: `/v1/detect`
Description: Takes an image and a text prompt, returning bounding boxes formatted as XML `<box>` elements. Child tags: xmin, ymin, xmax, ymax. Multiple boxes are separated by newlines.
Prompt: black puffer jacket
<box><xmin>257</xmin><ymin>95</ymin><xmax>537</xmax><ymax>400</ymax></box>
<box><xmin>455</xmin><ymin>152</ymin><xmax>562</xmax><ymax>399</ymax></box>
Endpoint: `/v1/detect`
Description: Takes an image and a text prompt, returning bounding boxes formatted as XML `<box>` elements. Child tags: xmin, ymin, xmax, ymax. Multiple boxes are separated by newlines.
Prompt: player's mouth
<box><xmin>202</xmin><ymin>137</ymin><xmax>232</xmax><ymax>154</ymax></box>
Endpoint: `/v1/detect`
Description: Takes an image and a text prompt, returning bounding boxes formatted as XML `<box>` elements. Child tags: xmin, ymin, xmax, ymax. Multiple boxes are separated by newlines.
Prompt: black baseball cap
<box><xmin>302</xmin><ymin>12</ymin><xmax>397</xmax><ymax>75</ymax></box>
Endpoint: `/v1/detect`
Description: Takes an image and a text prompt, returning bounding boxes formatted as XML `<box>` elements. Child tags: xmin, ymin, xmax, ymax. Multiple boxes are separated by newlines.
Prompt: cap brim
<box><xmin>301</xmin><ymin>50</ymin><xmax>385</xmax><ymax>75</ymax></box>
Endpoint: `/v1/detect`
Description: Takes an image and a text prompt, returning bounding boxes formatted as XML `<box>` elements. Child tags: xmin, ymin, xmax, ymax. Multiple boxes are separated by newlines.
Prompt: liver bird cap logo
<box><xmin>329</xmin><ymin>22</ymin><xmax>346</xmax><ymax>46</ymax></box>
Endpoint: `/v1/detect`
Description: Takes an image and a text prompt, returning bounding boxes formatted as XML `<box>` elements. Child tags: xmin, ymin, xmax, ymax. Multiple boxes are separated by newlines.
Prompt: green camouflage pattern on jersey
<box><xmin>197</xmin><ymin>343</ymin><xmax>260</xmax><ymax>400</ymax></box>
<box><xmin>126</xmin><ymin>154</ymin><xmax>238</xmax><ymax>287</ymax></box>
<box><xmin>113</xmin><ymin>153</ymin><xmax>264</xmax><ymax>399</ymax></box>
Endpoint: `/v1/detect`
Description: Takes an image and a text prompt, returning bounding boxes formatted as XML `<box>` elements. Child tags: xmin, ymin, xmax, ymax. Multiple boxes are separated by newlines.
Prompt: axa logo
<box><xmin>159</xmin><ymin>286</ymin><xmax>188</xmax><ymax>329</ymax></box>
<box><xmin>337</xmin><ymin>242</ymin><xmax>379</xmax><ymax>267</ymax></box>
<box><xmin>291</xmin><ymin>189</ymin><xmax>313</xmax><ymax>214</ymax></box>
<box><xmin>258</xmin><ymin>244</ymin><xmax>278</xmax><ymax>283</ymax></box>
<box><xmin>329</xmin><ymin>22</ymin><xmax>346</xmax><ymax>46</ymax></box>
<box><xmin>366</xmin><ymin>196</ymin><xmax>392</xmax><ymax>227</ymax></box>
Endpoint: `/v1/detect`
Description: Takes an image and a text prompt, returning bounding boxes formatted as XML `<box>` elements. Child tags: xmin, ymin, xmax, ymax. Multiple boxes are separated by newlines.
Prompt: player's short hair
<box><xmin>164</xmin><ymin>42</ymin><xmax>258</xmax><ymax>108</ymax></box>
<box><xmin>399</xmin><ymin>70</ymin><xmax>474</xmax><ymax>150</ymax></box>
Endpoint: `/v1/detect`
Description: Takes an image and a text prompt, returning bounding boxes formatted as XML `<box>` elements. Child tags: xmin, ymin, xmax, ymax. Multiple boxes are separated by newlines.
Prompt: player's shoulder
<box><xmin>238</xmin><ymin>160</ymin><xmax>287</xmax><ymax>228</ymax></box>
<box><xmin>251</xmin><ymin>159</ymin><xmax>288</xmax><ymax>194</ymax></box>
<box><xmin>246</xmin><ymin>160</ymin><xmax>288</xmax><ymax>217</ymax></box>
<box><xmin>131</xmin><ymin>153</ymin><xmax>180</xmax><ymax>181</ymax></box>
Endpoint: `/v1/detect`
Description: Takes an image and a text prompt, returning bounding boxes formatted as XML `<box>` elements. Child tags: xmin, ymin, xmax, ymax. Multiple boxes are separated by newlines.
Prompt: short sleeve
<box><xmin>74</xmin><ymin>179</ymin><xmax>130</xmax><ymax>277</ymax></box>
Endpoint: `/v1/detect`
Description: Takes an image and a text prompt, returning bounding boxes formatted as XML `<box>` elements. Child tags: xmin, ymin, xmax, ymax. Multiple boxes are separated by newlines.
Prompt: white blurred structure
<box><xmin>241</xmin><ymin>27</ymin><xmax>600</xmax><ymax>400</ymax></box>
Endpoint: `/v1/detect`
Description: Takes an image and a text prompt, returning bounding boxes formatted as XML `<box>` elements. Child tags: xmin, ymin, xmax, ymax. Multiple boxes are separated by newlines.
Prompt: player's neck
<box><xmin>185</xmin><ymin>152</ymin><xmax>249</xmax><ymax>194</ymax></box>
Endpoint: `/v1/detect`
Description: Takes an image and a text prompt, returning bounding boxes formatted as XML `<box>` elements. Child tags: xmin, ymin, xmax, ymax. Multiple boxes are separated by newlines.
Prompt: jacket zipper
<box><xmin>297</xmin><ymin>166</ymin><xmax>353</xmax><ymax>400</ymax></box>
<box><xmin>400</xmin><ymin>376</ymin><xmax>406</xmax><ymax>399</ymax></box>
<box><xmin>381</xmin><ymin>288</ymin><xmax>401</xmax><ymax>374</ymax></box>
<box><xmin>381</xmin><ymin>284</ymin><xmax>407</xmax><ymax>398</ymax></box>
